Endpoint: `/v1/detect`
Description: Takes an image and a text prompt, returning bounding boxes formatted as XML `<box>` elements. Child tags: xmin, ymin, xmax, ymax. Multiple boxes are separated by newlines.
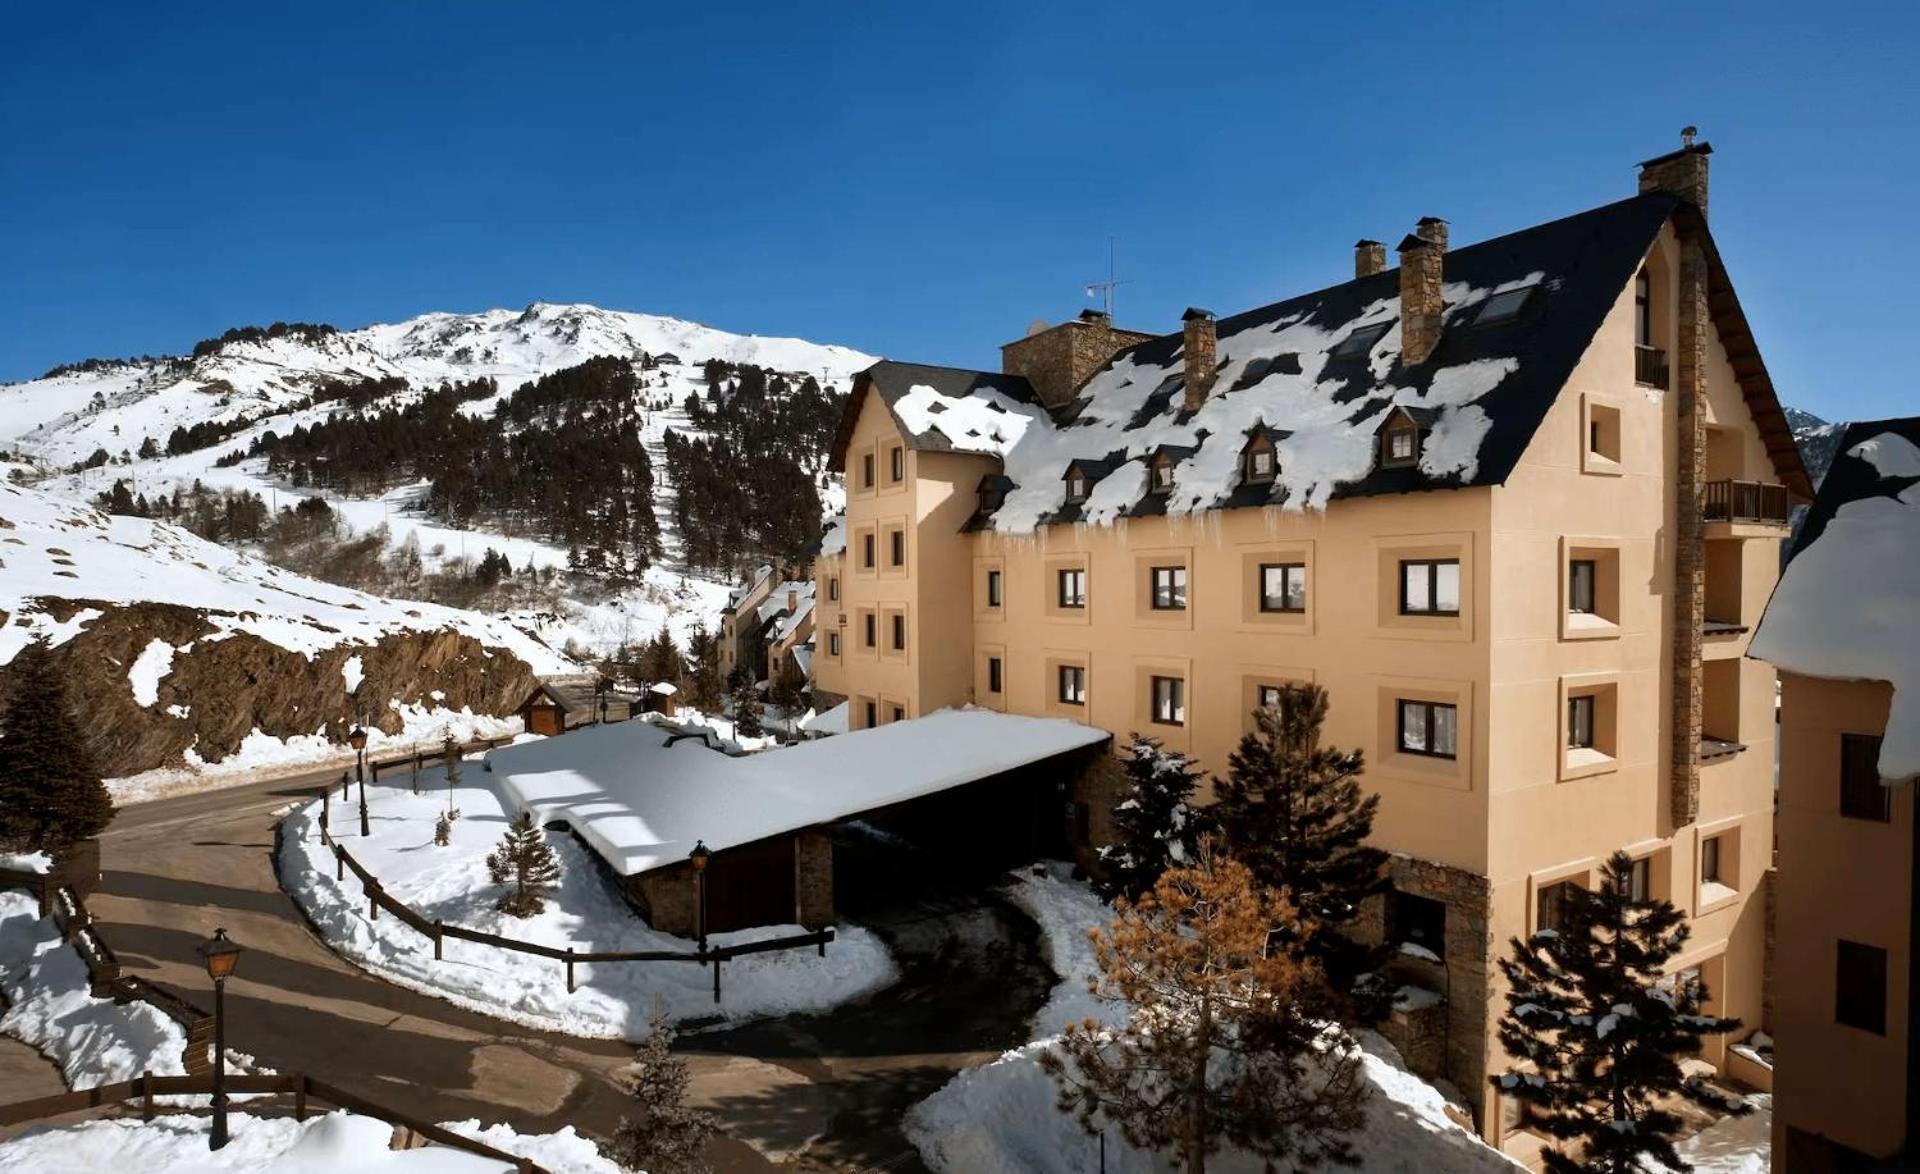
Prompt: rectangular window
<box><xmin>1388</xmin><ymin>891</ymin><xmax>1447</xmax><ymax>960</ymax></box>
<box><xmin>1333</xmin><ymin>322</ymin><xmax>1389</xmax><ymax>359</ymax></box>
<box><xmin>1260</xmin><ymin>563</ymin><xmax>1307</xmax><ymax>613</ymax></box>
<box><xmin>1397</xmin><ymin>700</ymin><xmax>1458</xmax><ymax>759</ymax></box>
<box><xmin>1569</xmin><ymin>559</ymin><xmax>1596</xmax><ymax>614</ymax></box>
<box><xmin>1257</xmin><ymin>684</ymin><xmax>1285</xmax><ymax>712</ymax></box>
<box><xmin>861</xmin><ymin>452</ymin><xmax>875</xmax><ymax>489</ymax></box>
<box><xmin>827</xmin><ymin>632</ymin><xmax>841</xmax><ymax>657</ymax></box>
<box><xmin>1567</xmin><ymin>695</ymin><xmax>1596</xmax><ymax>749</ymax></box>
<box><xmin>1635</xmin><ymin>269</ymin><xmax>1652</xmax><ymax>348</ymax></box>
<box><xmin>1840</xmin><ymin>733</ymin><xmax>1890</xmax><ymax>821</ymax></box>
<box><xmin>1399</xmin><ymin>559</ymin><xmax>1460</xmax><ymax>616</ymax></box>
<box><xmin>1058</xmin><ymin>568</ymin><xmax>1087</xmax><ymax>609</ymax></box>
<box><xmin>889</xmin><ymin>445</ymin><xmax>904</xmax><ymax>482</ymax></box>
<box><xmin>986</xmin><ymin>569</ymin><xmax>1003</xmax><ymax>608</ymax></box>
<box><xmin>1150</xmin><ymin>459</ymin><xmax>1174</xmax><ymax>492</ymax></box>
<box><xmin>1150</xmin><ymin>676</ymin><xmax>1185</xmax><ymax>726</ymax></box>
<box><xmin>988</xmin><ymin>656</ymin><xmax>1003</xmax><ymax>694</ymax></box>
<box><xmin>828</xmin><ymin>576</ymin><xmax>839</xmax><ymax>602</ymax></box>
<box><xmin>1058</xmin><ymin>664</ymin><xmax>1087</xmax><ymax>706</ymax></box>
<box><xmin>890</xmin><ymin>704</ymin><xmax>906</xmax><ymax>724</ymax></box>
<box><xmin>1384</xmin><ymin>426</ymin><xmax>1417</xmax><ymax>465</ymax></box>
<box><xmin>1624</xmin><ymin>857</ymin><xmax>1651</xmax><ymax>903</ymax></box>
<box><xmin>1150</xmin><ymin>566</ymin><xmax>1188</xmax><ymax>611</ymax></box>
<box><xmin>1589</xmin><ymin>420</ymin><xmax>1602</xmax><ymax>455</ymax></box>
<box><xmin>1536</xmin><ymin>881</ymin><xmax>1574</xmax><ymax>934</ymax></box>
<box><xmin>861</xmin><ymin>532</ymin><xmax>876</xmax><ymax>570</ymax></box>
<box><xmin>1835</xmin><ymin>940</ymin><xmax>1888</xmax><ymax>1035</ymax></box>
<box><xmin>891</xmin><ymin>613</ymin><xmax>906</xmax><ymax>651</ymax></box>
<box><xmin>1701</xmin><ymin>835</ymin><xmax>1723</xmax><ymax>885</ymax></box>
<box><xmin>1244</xmin><ymin>444</ymin><xmax>1276</xmax><ymax>483</ymax></box>
<box><xmin>863</xmin><ymin>700</ymin><xmax>877</xmax><ymax>728</ymax></box>
<box><xmin>1065</xmin><ymin>471</ymin><xmax>1088</xmax><ymax>503</ymax></box>
<box><xmin>889</xmin><ymin>529</ymin><xmax>905</xmax><ymax>567</ymax></box>
<box><xmin>862</xmin><ymin>611</ymin><xmax>877</xmax><ymax>649</ymax></box>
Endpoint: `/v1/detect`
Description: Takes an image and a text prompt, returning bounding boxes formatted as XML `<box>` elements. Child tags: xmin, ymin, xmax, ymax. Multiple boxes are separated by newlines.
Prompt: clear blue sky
<box><xmin>3</xmin><ymin>1</ymin><xmax>1913</xmax><ymax>422</ymax></box>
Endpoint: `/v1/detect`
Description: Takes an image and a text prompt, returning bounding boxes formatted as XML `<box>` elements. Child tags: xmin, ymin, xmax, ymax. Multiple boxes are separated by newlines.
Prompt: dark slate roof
<box><xmin>828</xmin><ymin>361</ymin><xmax>1039</xmax><ymax>467</ymax></box>
<box><xmin>1785</xmin><ymin>417</ymin><xmax>1920</xmax><ymax>560</ymax></box>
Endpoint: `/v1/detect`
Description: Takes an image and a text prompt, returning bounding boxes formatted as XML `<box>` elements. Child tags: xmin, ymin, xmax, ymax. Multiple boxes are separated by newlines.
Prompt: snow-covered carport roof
<box><xmin>484</xmin><ymin>709</ymin><xmax>1110</xmax><ymax>877</ymax></box>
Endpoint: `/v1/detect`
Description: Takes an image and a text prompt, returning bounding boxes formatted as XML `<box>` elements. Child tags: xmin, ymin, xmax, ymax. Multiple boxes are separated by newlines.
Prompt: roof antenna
<box><xmin>1083</xmin><ymin>236</ymin><xmax>1132</xmax><ymax>318</ymax></box>
<box><xmin>1681</xmin><ymin>125</ymin><xmax>1698</xmax><ymax>149</ymax></box>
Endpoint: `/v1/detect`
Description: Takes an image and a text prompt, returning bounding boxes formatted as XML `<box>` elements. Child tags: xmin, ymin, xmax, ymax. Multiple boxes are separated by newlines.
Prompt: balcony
<box><xmin>1704</xmin><ymin>480</ymin><xmax>1790</xmax><ymax>527</ymax></box>
<box><xmin>1635</xmin><ymin>345</ymin><xmax>1669</xmax><ymax>389</ymax></box>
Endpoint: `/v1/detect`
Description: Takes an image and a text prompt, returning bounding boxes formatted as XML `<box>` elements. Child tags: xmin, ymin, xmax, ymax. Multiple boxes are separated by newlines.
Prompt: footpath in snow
<box><xmin>277</xmin><ymin>757</ymin><xmax>896</xmax><ymax>1036</ymax></box>
<box><xmin>904</xmin><ymin>864</ymin><xmax>1524</xmax><ymax>1174</ymax></box>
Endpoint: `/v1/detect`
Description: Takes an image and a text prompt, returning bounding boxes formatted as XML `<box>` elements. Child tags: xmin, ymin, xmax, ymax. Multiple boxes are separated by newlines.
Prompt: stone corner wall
<box><xmin>1067</xmin><ymin>751</ymin><xmax>1131</xmax><ymax>878</ymax></box>
<box><xmin>795</xmin><ymin>828</ymin><xmax>833</xmax><ymax>930</ymax></box>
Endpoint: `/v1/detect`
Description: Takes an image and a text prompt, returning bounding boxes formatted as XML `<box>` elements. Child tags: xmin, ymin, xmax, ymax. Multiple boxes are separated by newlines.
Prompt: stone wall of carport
<box><xmin>625</xmin><ymin>828</ymin><xmax>835</xmax><ymax>935</ymax></box>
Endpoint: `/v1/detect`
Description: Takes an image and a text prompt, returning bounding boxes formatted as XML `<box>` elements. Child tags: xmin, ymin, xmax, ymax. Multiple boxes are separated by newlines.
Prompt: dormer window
<box><xmin>1242</xmin><ymin>435</ymin><xmax>1277</xmax><ymax>484</ymax></box>
<box><xmin>1064</xmin><ymin>468</ymin><xmax>1089</xmax><ymax>504</ymax></box>
<box><xmin>1382</xmin><ymin>420</ymin><xmax>1419</xmax><ymax>467</ymax></box>
<box><xmin>1149</xmin><ymin>454</ymin><xmax>1175</xmax><ymax>494</ymax></box>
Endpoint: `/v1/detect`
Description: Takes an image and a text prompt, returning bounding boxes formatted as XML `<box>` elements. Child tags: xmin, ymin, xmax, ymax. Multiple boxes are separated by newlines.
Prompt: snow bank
<box><xmin>486</xmin><ymin>708</ymin><xmax>1108</xmax><ymax>877</ymax></box>
<box><xmin>0</xmin><ymin>890</ymin><xmax>187</xmax><ymax>1085</ymax></box>
<box><xmin>277</xmin><ymin>766</ymin><xmax>896</xmax><ymax>1035</ymax></box>
<box><xmin>905</xmin><ymin>868</ymin><xmax>1519</xmax><ymax>1173</ymax></box>
<box><xmin>1751</xmin><ymin>429</ymin><xmax>1920</xmax><ymax>780</ymax></box>
<box><xmin>1656</xmin><ymin>1094</ymin><xmax>1771</xmax><ymax>1173</ymax></box>
<box><xmin>0</xmin><ymin>1110</ymin><xmax>623</xmax><ymax>1173</ymax></box>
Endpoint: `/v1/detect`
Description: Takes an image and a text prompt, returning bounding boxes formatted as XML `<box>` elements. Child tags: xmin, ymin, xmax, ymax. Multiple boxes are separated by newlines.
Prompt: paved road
<box><xmin>85</xmin><ymin>771</ymin><xmax>1055</xmax><ymax>1170</ymax></box>
<box><xmin>91</xmin><ymin>769</ymin><xmax>773</xmax><ymax>1170</ymax></box>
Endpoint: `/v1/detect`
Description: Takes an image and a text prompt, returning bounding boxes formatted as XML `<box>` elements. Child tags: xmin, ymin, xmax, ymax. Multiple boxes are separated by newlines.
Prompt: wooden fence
<box><xmin>318</xmin><ymin>828</ymin><xmax>833</xmax><ymax>1003</ymax></box>
<box><xmin>364</xmin><ymin>734</ymin><xmax>518</xmax><ymax>784</ymax></box>
<box><xmin>0</xmin><ymin>872</ymin><xmax>216</xmax><ymax>1077</ymax></box>
<box><xmin>0</xmin><ymin>1070</ymin><xmax>547</xmax><ymax>1171</ymax></box>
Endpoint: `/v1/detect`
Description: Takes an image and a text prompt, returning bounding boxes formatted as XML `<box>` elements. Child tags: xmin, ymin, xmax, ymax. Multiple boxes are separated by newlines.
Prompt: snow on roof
<box><xmin>486</xmin><ymin>708</ymin><xmax>1108</xmax><ymax>875</ymax></box>
<box><xmin>1752</xmin><ymin>419</ymin><xmax>1920</xmax><ymax>783</ymax></box>
<box><xmin>799</xmin><ymin>699</ymin><xmax>847</xmax><ymax>735</ymax></box>
<box><xmin>817</xmin><ymin>512</ymin><xmax>847</xmax><ymax>557</ymax></box>
<box><xmin>648</xmin><ymin>681</ymin><xmax>677</xmax><ymax>695</ymax></box>
<box><xmin>0</xmin><ymin>484</ymin><xmax>573</xmax><ymax>673</ymax></box>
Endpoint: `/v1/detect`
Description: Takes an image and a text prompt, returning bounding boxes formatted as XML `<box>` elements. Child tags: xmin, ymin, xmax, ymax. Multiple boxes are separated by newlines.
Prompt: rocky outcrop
<box><xmin>3</xmin><ymin>599</ymin><xmax>541</xmax><ymax>778</ymax></box>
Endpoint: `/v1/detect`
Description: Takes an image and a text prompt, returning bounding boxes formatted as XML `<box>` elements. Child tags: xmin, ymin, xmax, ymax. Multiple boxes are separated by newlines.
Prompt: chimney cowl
<box><xmin>1078</xmin><ymin>308</ymin><xmax>1111</xmax><ymax>324</ymax></box>
<box><xmin>1181</xmin><ymin>307</ymin><xmax>1215</xmax><ymax>322</ymax></box>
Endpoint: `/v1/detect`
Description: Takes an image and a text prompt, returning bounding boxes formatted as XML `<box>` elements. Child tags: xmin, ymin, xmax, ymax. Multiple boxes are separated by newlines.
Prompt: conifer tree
<box><xmin>0</xmin><ymin>641</ymin><xmax>114</xmax><ymax>854</ymax></box>
<box><xmin>642</xmin><ymin>626</ymin><xmax>682</xmax><ymax>687</ymax></box>
<box><xmin>730</xmin><ymin>682</ymin><xmax>764</xmax><ymax>739</ymax></box>
<box><xmin>1492</xmin><ymin>851</ymin><xmax>1745</xmax><ymax>1173</ymax></box>
<box><xmin>683</xmin><ymin>628</ymin><xmax>724</xmax><ymax>714</ymax></box>
<box><xmin>485</xmin><ymin>810</ymin><xmax>562</xmax><ymax>917</ymax></box>
<box><xmin>1095</xmin><ymin>733</ymin><xmax>1206</xmax><ymax>902</ymax></box>
<box><xmin>606</xmin><ymin>1008</ymin><xmax>717</xmax><ymax>1173</ymax></box>
<box><xmin>440</xmin><ymin>733</ymin><xmax>462</xmax><ymax>822</ymax></box>
<box><xmin>1211</xmin><ymin>684</ymin><xmax>1388</xmax><ymax>1011</ymax></box>
<box><xmin>1043</xmin><ymin>844</ymin><xmax>1367</xmax><ymax>1173</ymax></box>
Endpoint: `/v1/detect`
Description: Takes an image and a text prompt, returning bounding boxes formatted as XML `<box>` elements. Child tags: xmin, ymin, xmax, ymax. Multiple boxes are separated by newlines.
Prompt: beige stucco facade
<box><xmin>1770</xmin><ymin>672</ymin><xmax>1913</xmax><ymax>1164</ymax></box>
<box><xmin>814</xmin><ymin>214</ymin><xmax>1790</xmax><ymax>1142</ymax></box>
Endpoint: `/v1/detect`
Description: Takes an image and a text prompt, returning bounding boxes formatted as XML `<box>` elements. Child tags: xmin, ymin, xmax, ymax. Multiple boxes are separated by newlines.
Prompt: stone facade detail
<box><xmin>630</xmin><ymin>863</ymin><xmax>697</xmax><ymax>937</ymax></box>
<box><xmin>1354</xmin><ymin>238</ymin><xmax>1387</xmax><ymax>278</ymax></box>
<box><xmin>1001</xmin><ymin>310</ymin><xmax>1156</xmax><ymax>410</ymax></box>
<box><xmin>1396</xmin><ymin>218</ymin><xmax>1448</xmax><ymax>365</ymax></box>
<box><xmin>1068</xmin><ymin>751</ymin><xmax>1131</xmax><ymax>878</ymax></box>
<box><xmin>1357</xmin><ymin>854</ymin><xmax>1495</xmax><ymax>1125</ymax></box>
<box><xmin>795</xmin><ymin>828</ymin><xmax>833</xmax><ymax>930</ymax></box>
<box><xmin>1636</xmin><ymin>139</ymin><xmax>1711</xmax><ymax>219</ymax></box>
<box><xmin>1181</xmin><ymin>309</ymin><xmax>1218</xmax><ymax>413</ymax></box>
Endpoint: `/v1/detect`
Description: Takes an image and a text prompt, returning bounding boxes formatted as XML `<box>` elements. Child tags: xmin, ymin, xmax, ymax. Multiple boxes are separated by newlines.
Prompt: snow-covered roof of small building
<box><xmin>485</xmin><ymin>708</ymin><xmax>1109</xmax><ymax>875</ymax></box>
<box><xmin>725</xmin><ymin>563</ymin><xmax>775</xmax><ymax>610</ymax></box>
<box><xmin>831</xmin><ymin>193</ymin><xmax>1808</xmax><ymax>534</ymax></box>
<box><xmin>767</xmin><ymin>594</ymin><xmax>815</xmax><ymax>647</ymax></box>
<box><xmin>1751</xmin><ymin>418</ymin><xmax>1920</xmax><ymax>783</ymax></box>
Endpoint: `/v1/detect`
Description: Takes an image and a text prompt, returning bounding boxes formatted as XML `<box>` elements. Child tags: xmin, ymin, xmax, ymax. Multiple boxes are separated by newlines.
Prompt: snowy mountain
<box><xmin>1785</xmin><ymin>405</ymin><xmax>1847</xmax><ymax>490</ymax></box>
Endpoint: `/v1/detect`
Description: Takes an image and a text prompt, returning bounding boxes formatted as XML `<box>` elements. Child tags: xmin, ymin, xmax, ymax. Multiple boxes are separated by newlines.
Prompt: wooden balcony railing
<box><xmin>1704</xmin><ymin>479</ymin><xmax>1791</xmax><ymax>526</ymax></box>
<box><xmin>1635</xmin><ymin>344</ymin><xmax>1669</xmax><ymax>389</ymax></box>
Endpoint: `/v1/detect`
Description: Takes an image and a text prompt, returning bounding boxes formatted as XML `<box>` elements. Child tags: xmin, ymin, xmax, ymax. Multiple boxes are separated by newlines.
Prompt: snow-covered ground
<box><xmin>277</xmin><ymin>758</ymin><xmax>896</xmax><ymax>1035</ymax></box>
<box><xmin>1659</xmin><ymin>1094</ymin><xmax>1771</xmax><ymax>1173</ymax></box>
<box><xmin>0</xmin><ymin>890</ymin><xmax>187</xmax><ymax>1086</ymax></box>
<box><xmin>0</xmin><ymin>1110</ymin><xmax>621</xmax><ymax>1173</ymax></box>
<box><xmin>904</xmin><ymin>865</ymin><xmax>1523</xmax><ymax>1174</ymax></box>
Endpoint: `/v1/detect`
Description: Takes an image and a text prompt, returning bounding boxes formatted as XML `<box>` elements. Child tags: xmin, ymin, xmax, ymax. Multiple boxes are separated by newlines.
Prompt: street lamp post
<box><xmin>688</xmin><ymin>840</ymin><xmax>711</xmax><ymax>954</ymax></box>
<box><xmin>196</xmin><ymin>928</ymin><xmax>243</xmax><ymax>1151</ymax></box>
<box><xmin>349</xmin><ymin>724</ymin><xmax>369</xmax><ymax>837</ymax></box>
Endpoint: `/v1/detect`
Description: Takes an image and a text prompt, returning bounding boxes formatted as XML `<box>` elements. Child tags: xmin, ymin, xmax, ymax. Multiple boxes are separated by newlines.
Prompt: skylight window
<box><xmin>1330</xmin><ymin>323</ymin><xmax>1390</xmax><ymax>360</ymax></box>
<box><xmin>1473</xmin><ymin>287</ymin><xmax>1533</xmax><ymax>327</ymax></box>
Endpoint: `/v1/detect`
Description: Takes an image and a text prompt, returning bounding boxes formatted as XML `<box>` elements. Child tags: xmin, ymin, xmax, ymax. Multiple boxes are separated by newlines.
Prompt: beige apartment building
<box><xmin>812</xmin><ymin>138</ymin><xmax>1809</xmax><ymax>1144</ymax></box>
<box><xmin>1751</xmin><ymin>418</ymin><xmax>1918</xmax><ymax>1170</ymax></box>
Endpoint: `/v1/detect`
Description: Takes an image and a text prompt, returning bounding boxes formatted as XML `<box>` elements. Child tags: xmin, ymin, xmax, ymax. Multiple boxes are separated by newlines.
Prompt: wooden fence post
<box><xmin>368</xmin><ymin>883</ymin><xmax>379</xmax><ymax>921</ymax></box>
<box><xmin>295</xmin><ymin>1073</ymin><xmax>308</xmax><ymax>1121</ymax></box>
<box><xmin>712</xmin><ymin>958</ymin><xmax>721</xmax><ymax>1004</ymax></box>
<box><xmin>564</xmin><ymin>947</ymin><xmax>574</xmax><ymax>994</ymax></box>
<box><xmin>141</xmin><ymin>1070</ymin><xmax>153</xmax><ymax>1121</ymax></box>
<box><xmin>335</xmin><ymin>845</ymin><xmax>345</xmax><ymax>882</ymax></box>
<box><xmin>433</xmin><ymin>921</ymin><xmax>443</xmax><ymax>961</ymax></box>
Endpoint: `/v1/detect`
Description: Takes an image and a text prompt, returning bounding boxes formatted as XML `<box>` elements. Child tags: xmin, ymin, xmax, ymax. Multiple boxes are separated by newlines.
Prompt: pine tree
<box><xmin>730</xmin><ymin>682</ymin><xmax>764</xmax><ymax>739</ymax></box>
<box><xmin>1042</xmin><ymin>844</ymin><xmax>1367</xmax><ymax>1173</ymax></box>
<box><xmin>485</xmin><ymin>810</ymin><xmax>562</xmax><ymax>917</ymax></box>
<box><xmin>683</xmin><ymin>628</ymin><xmax>724</xmax><ymax>714</ymax></box>
<box><xmin>606</xmin><ymin>1008</ymin><xmax>717</xmax><ymax>1173</ymax></box>
<box><xmin>1492</xmin><ymin>851</ymin><xmax>1745</xmax><ymax>1173</ymax></box>
<box><xmin>1096</xmin><ymin>733</ymin><xmax>1206</xmax><ymax>902</ymax></box>
<box><xmin>440</xmin><ymin>734</ymin><xmax>463</xmax><ymax>822</ymax></box>
<box><xmin>1211</xmin><ymin>683</ymin><xmax>1389</xmax><ymax>1012</ymax></box>
<box><xmin>0</xmin><ymin>641</ymin><xmax>114</xmax><ymax>854</ymax></box>
<box><xmin>765</xmin><ymin>656</ymin><xmax>807</xmax><ymax>736</ymax></box>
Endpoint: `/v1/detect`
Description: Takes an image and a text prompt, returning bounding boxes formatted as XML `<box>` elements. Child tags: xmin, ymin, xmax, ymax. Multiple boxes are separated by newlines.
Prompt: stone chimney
<box><xmin>1001</xmin><ymin>309</ymin><xmax>1156</xmax><ymax>411</ymax></box>
<box><xmin>1637</xmin><ymin>126</ymin><xmax>1712</xmax><ymax>218</ymax></box>
<box><xmin>1181</xmin><ymin>308</ymin><xmax>1217</xmax><ymax>412</ymax></box>
<box><xmin>1354</xmin><ymin>239</ymin><xmax>1386</xmax><ymax>278</ymax></box>
<box><xmin>1396</xmin><ymin>218</ymin><xmax>1448</xmax><ymax>365</ymax></box>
